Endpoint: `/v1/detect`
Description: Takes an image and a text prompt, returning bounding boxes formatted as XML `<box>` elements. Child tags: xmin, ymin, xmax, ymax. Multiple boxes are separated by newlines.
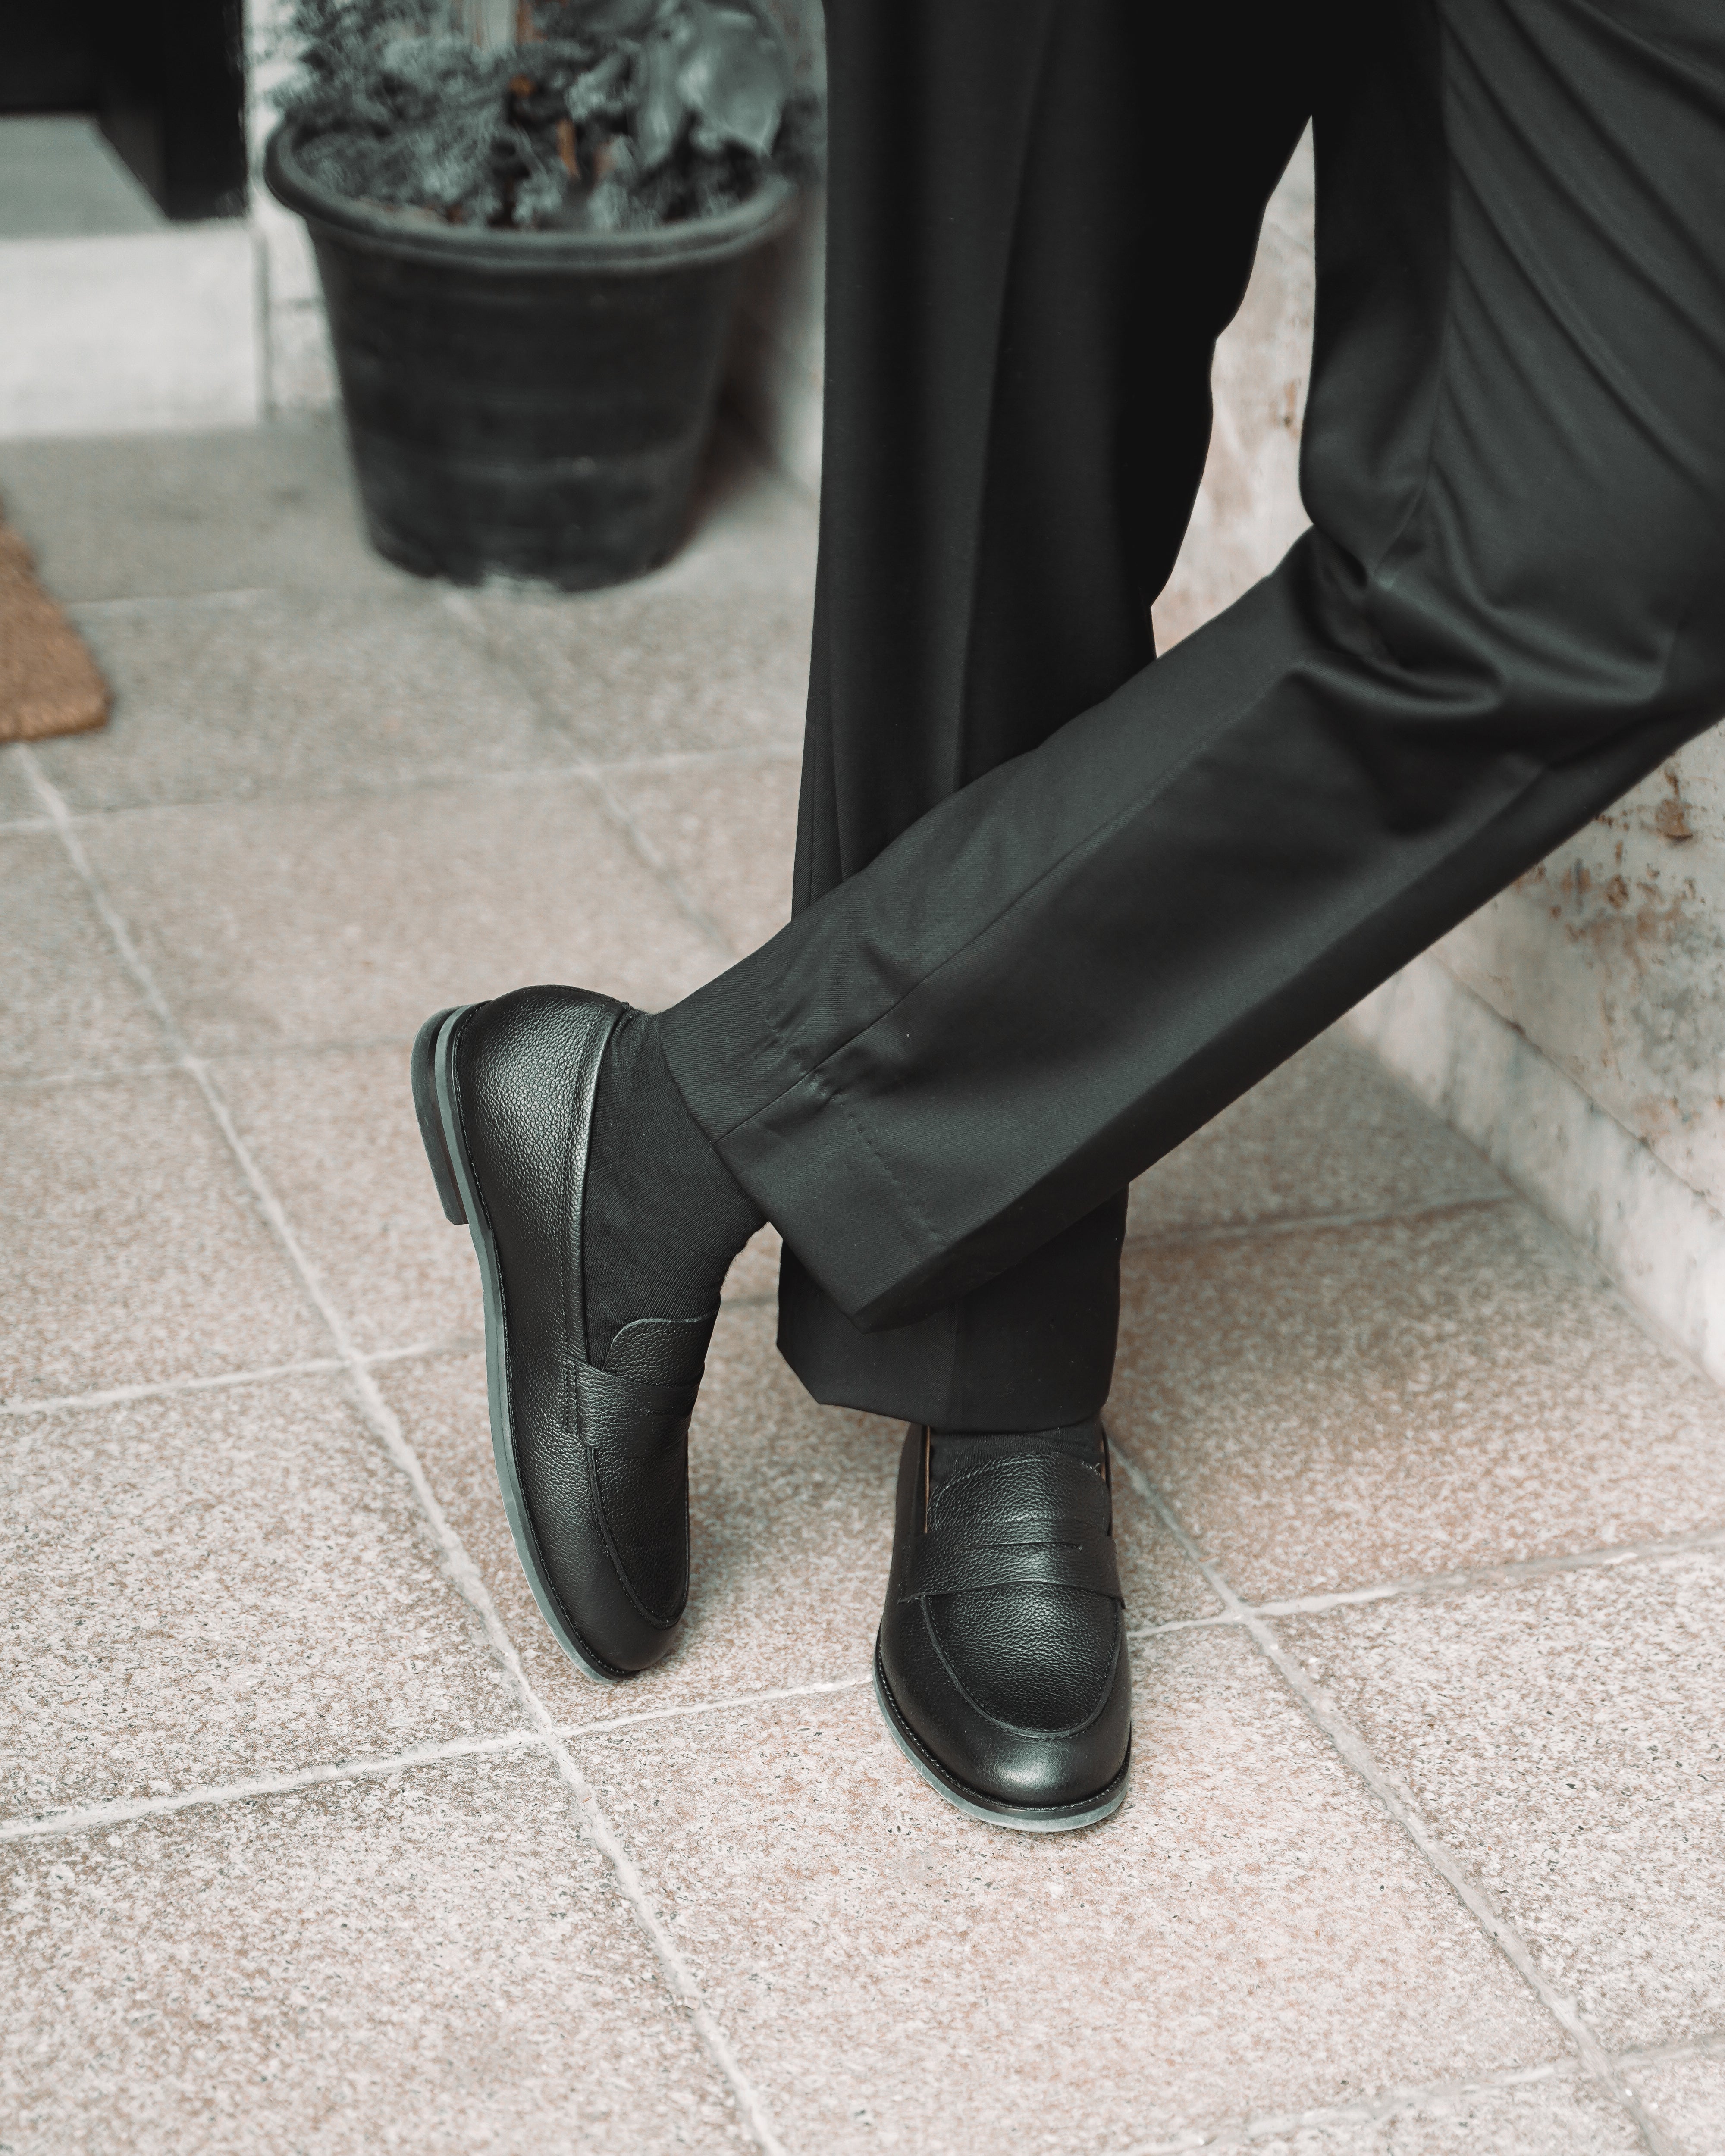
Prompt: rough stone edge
<box><xmin>1346</xmin><ymin>951</ymin><xmax>1725</xmax><ymax>1388</ymax></box>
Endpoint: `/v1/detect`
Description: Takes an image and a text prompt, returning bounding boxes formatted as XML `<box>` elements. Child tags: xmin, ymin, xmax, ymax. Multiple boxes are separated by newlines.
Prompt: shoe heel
<box><xmin>411</xmin><ymin>1006</ymin><xmax>468</xmax><ymax>1225</ymax></box>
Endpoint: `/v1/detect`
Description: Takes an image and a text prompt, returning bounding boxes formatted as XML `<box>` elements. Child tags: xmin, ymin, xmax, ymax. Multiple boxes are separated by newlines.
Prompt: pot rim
<box><xmin>263</xmin><ymin>120</ymin><xmax>797</xmax><ymax>273</ymax></box>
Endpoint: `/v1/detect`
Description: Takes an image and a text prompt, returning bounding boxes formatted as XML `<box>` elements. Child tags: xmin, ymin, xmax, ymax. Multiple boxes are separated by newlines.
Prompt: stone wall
<box><xmin>1150</xmin><ymin>135</ymin><xmax>1315</xmax><ymax>653</ymax></box>
<box><xmin>246</xmin><ymin>0</ymin><xmax>341</xmax><ymax>414</ymax></box>
<box><xmin>1003</xmin><ymin>117</ymin><xmax>1725</xmax><ymax>1390</ymax></box>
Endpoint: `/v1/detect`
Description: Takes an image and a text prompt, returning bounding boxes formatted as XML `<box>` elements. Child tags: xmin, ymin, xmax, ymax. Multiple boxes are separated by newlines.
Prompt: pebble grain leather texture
<box><xmin>413</xmin><ymin>989</ymin><xmax>717</xmax><ymax>1682</ymax></box>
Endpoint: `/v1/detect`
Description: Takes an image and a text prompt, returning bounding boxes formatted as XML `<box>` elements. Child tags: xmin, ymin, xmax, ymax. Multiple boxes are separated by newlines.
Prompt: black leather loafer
<box><xmin>410</xmin><ymin>987</ymin><xmax>714</xmax><ymax>1681</ymax></box>
<box><xmin>874</xmin><ymin>1421</ymin><xmax>1131</xmax><ymax>1830</ymax></box>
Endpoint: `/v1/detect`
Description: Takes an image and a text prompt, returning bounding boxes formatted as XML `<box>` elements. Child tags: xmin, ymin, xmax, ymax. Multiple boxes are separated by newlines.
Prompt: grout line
<box><xmin>583</xmin><ymin>763</ymin><xmax>741</xmax><ymax>962</ymax></box>
<box><xmin>1617</xmin><ymin>2031</ymin><xmax>1725</xmax><ymax>2071</ymax></box>
<box><xmin>67</xmin><ymin>588</ymin><xmax>271</xmax><ymax>618</ymax></box>
<box><xmin>563</xmin><ymin>1673</ymin><xmax>872</xmax><ymax>1745</ymax></box>
<box><xmin>1242</xmin><ymin>1523</ymin><xmax>1725</xmax><ymax>1618</ymax></box>
<box><xmin>1122</xmin><ymin>1188</ymin><xmax>1513</xmax><ymax>1254</ymax></box>
<box><xmin>0</xmin><ymin>815</ymin><xmax>53</xmax><ymax>837</ymax></box>
<box><xmin>1104</xmin><ymin>1433</ymin><xmax>1679</xmax><ymax>2156</ymax></box>
<box><xmin>361</xmin><ymin>1334</ymin><xmax>483</xmax><ymax>1366</ymax></box>
<box><xmin>0</xmin><ymin>1729</ymin><xmax>542</xmax><ymax>1844</ymax></box>
<box><xmin>1125</xmin><ymin>1614</ymin><xmax>1243</xmax><ymax>1642</ymax></box>
<box><xmin>1120</xmin><ymin>1517</ymin><xmax>1725</xmax><ymax>1642</ymax></box>
<box><xmin>1121</xmin><ymin>2058</ymin><xmax>1573</xmax><ymax>2154</ymax></box>
<box><xmin>0</xmin><ymin>1338</ymin><xmax>480</xmax><ymax>1422</ymax></box>
<box><xmin>437</xmin><ymin>589</ymin><xmax>749</xmax><ymax>964</ymax></box>
<box><xmin>21</xmin><ymin>740</ymin><xmax>803</xmax><ymax>838</ymax></box>
<box><xmin>1</xmin><ymin>1677</ymin><xmax>878</xmax><ymax>1849</ymax></box>
<box><xmin>1124</xmin><ymin>2060</ymin><xmax>1571</xmax><ymax>2153</ymax></box>
<box><xmin>0</xmin><ymin>1059</ymin><xmax>184</xmax><ymax>1093</ymax></box>
<box><xmin>0</xmin><ymin>1355</ymin><xmax>347</xmax><ymax>1419</ymax></box>
<box><xmin>17</xmin><ymin>745</ymin><xmax>789</xmax><ymax>2156</ymax></box>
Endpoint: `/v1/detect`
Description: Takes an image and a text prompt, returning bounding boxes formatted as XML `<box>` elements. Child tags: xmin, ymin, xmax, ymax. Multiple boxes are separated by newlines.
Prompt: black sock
<box><xmin>581</xmin><ymin>1009</ymin><xmax>766</xmax><ymax>1367</ymax></box>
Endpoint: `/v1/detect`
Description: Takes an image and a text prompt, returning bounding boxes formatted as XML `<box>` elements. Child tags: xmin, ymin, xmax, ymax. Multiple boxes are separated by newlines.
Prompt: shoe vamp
<box><xmin>927</xmin><ymin>1583</ymin><xmax>1117</xmax><ymax>1733</ymax></box>
<box><xmin>592</xmin><ymin>1450</ymin><xmax>687</xmax><ymax>1623</ymax></box>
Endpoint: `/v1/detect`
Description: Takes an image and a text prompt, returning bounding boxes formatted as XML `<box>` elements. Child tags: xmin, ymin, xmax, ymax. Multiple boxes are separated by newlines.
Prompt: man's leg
<box><xmin>770</xmin><ymin>0</ymin><xmax>1315</xmax><ymax>1428</ymax></box>
<box><xmin>665</xmin><ymin>0</ymin><xmax>1725</xmax><ymax>1336</ymax></box>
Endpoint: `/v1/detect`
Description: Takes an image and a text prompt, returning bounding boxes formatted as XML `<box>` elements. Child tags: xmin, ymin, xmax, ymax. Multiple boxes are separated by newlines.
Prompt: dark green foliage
<box><xmin>273</xmin><ymin>0</ymin><xmax>822</xmax><ymax>230</ymax></box>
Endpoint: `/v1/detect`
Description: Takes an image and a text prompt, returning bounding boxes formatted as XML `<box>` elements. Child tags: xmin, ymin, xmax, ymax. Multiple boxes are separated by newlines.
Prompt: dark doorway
<box><xmin>0</xmin><ymin>0</ymin><xmax>248</xmax><ymax>220</ymax></box>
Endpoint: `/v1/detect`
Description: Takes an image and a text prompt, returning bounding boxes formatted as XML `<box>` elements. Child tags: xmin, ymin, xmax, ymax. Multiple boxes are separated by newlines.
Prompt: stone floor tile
<box><xmin>455</xmin><ymin>425</ymin><xmax>815</xmax><ymax>770</ymax></box>
<box><xmin>0</xmin><ymin>416</ymin><xmax>411</xmax><ymax>602</ymax></box>
<box><xmin>1</xmin><ymin>1375</ymin><xmax>515</xmax><ymax>1817</ymax></box>
<box><xmin>0</xmin><ymin>744</ymin><xmax>45</xmax><ymax>824</ymax></box>
<box><xmin>576</xmin><ymin>1630</ymin><xmax>1559</xmax><ymax>2156</ymax></box>
<box><xmin>213</xmin><ymin>1044</ymin><xmax>482</xmax><ymax>1358</ymax></box>
<box><xmin>33</xmin><ymin>592</ymin><xmax>555</xmax><ymax>814</ymax></box>
<box><xmin>666</xmin><ymin>417</ymin><xmax>820</xmax><ymax>589</ymax></box>
<box><xmin>1625</xmin><ymin>2052</ymin><xmax>1725</xmax><ymax>2156</ymax></box>
<box><xmin>605</xmin><ymin>752</ymin><xmax>801</xmax><ymax>959</ymax></box>
<box><xmin>1154</xmin><ymin>2073</ymin><xmax>1646</xmax><ymax>2155</ymax></box>
<box><xmin>82</xmin><ymin>777</ymin><xmax>724</xmax><ymax>1058</ymax></box>
<box><xmin>0</xmin><ymin>1750</ymin><xmax>745</xmax><ymax>2155</ymax></box>
<box><xmin>1277</xmin><ymin>1549</ymin><xmax>1725</xmax><ymax>2052</ymax></box>
<box><xmin>1127</xmin><ymin>1029</ymin><xmax>1506</xmax><ymax>1242</ymax></box>
<box><xmin>470</xmin><ymin>581</ymin><xmax>814</xmax><ymax>763</ymax></box>
<box><xmin>0</xmin><ymin>1072</ymin><xmax>323</xmax><ymax>1401</ymax></box>
<box><xmin>380</xmin><ymin>1308</ymin><xmax>1220</xmax><ymax>1730</ymax></box>
<box><xmin>1108</xmin><ymin>1203</ymin><xmax>1725</xmax><ymax>1601</ymax></box>
<box><xmin>0</xmin><ymin>834</ymin><xmax>163</xmax><ymax>1080</ymax></box>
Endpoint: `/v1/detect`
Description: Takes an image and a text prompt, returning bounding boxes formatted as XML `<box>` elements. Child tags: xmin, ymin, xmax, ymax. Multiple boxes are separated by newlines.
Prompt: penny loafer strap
<box><xmin>573</xmin><ymin>1358</ymin><xmax>700</xmax><ymax>1460</ymax></box>
<box><xmin>901</xmin><ymin>1446</ymin><xmax>1123</xmax><ymax>1604</ymax></box>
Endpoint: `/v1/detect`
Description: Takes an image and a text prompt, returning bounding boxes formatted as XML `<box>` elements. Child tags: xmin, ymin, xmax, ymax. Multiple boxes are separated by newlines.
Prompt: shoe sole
<box><xmin>872</xmin><ymin>1636</ymin><xmax>1130</xmax><ymax>1833</ymax></box>
<box><xmin>411</xmin><ymin>1005</ymin><xmax>623</xmax><ymax>1686</ymax></box>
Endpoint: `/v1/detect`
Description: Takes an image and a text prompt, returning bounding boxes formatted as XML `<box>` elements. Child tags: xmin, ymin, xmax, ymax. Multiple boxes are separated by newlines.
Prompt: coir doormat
<box><xmin>0</xmin><ymin>513</ymin><xmax>110</xmax><ymax>742</ymax></box>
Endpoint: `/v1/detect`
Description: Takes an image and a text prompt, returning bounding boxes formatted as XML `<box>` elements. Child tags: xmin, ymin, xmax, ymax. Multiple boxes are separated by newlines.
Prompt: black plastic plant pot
<box><xmin>264</xmin><ymin>125</ymin><xmax>796</xmax><ymax>589</ymax></box>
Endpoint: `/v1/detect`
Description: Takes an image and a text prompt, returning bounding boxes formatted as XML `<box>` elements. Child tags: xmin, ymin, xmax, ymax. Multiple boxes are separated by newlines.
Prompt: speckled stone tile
<box><xmin>212</xmin><ymin>1044</ymin><xmax>481</xmax><ymax>1358</ymax></box>
<box><xmin>0</xmin><ymin>1750</ymin><xmax>746</xmax><ymax>2154</ymax></box>
<box><xmin>1127</xmin><ymin>1030</ymin><xmax>1506</xmax><ymax>1242</ymax></box>
<box><xmin>0</xmin><ymin>744</ymin><xmax>45</xmax><ymax>823</ymax></box>
<box><xmin>454</xmin><ymin>422</ymin><xmax>815</xmax><ymax>775</ymax></box>
<box><xmin>0</xmin><ymin>834</ymin><xmax>163</xmax><ymax>1080</ymax></box>
<box><xmin>80</xmin><ymin>777</ymin><xmax>723</xmax><ymax>1058</ymax></box>
<box><xmin>666</xmin><ymin>417</ymin><xmax>821</xmax><ymax>589</ymax></box>
<box><xmin>380</xmin><ymin>1307</ymin><xmax>1219</xmax><ymax>1730</ymax></box>
<box><xmin>1277</xmin><ymin>1549</ymin><xmax>1725</xmax><ymax>2052</ymax></box>
<box><xmin>0</xmin><ymin>1072</ymin><xmax>322</xmax><ymax>1401</ymax></box>
<box><xmin>468</xmin><ymin>557</ymin><xmax>814</xmax><ymax>764</ymax></box>
<box><xmin>605</xmin><ymin>752</ymin><xmax>801</xmax><ymax>959</ymax></box>
<box><xmin>33</xmin><ymin>592</ymin><xmax>555</xmax><ymax>813</ymax></box>
<box><xmin>575</xmin><ymin>1629</ymin><xmax>1559</xmax><ymax>2156</ymax></box>
<box><xmin>0</xmin><ymin>416</ymin><xmax>410</xmax><ymax>602</ymax></box>
<box><xmin>1</xmin><ymin>1376</ymin><xmax>514</xmax><ymax>1818</ymax></box>
<box><xmin>1108</xmin><ymin>1204</ymin><xmax>1725</xmax><ymax>1601</ymax></box>
<box><xmin>1142</xmin><ymin>2073</ymin><xmax>1646</xmax><ymax>2155</ymax></box>
<box><xmin>1626</xmin><ymin>2051</ymin><xmax>1725</xmax><ymax>2156</ymax></box>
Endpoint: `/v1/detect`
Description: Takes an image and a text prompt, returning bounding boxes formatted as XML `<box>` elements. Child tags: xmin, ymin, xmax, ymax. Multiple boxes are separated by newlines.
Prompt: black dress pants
<box><xmin>662</xmin><ymin>0</ymin><xmax>1725</xmax><ymax>1430</ymax></box>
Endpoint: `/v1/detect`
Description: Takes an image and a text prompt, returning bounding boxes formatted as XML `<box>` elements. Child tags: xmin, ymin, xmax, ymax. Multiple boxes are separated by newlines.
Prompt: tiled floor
<box><xmin>3</xmin><ymin>418</ymin><xmax>1723</xmax><ymax>2156</ymax></box>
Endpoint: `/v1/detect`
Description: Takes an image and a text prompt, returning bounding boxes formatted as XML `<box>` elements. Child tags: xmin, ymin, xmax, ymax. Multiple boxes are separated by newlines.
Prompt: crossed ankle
<box><xmin>582</xmin><ymin>1008</ymin><xmax>766</xmax><ymax>1366</ymax></box>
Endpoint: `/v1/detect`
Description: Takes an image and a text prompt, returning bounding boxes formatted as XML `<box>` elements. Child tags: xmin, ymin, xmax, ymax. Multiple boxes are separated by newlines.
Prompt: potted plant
<box><xmin>264</xmin><ymin>0</ymin><xmax>817</xmax><ymax>587</ymax></box>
